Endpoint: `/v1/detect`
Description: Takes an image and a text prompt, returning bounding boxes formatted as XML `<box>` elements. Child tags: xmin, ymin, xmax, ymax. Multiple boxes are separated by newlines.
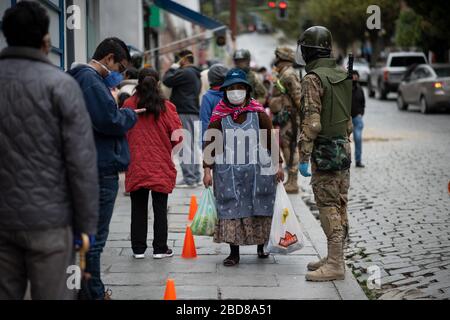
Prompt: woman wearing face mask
<box><xmin>123</xmin><ymin>68</ymin><xmax>183</xmax><ymax>259</ymax></box>
<box><xmin>203</xmin><ymin>68</ymin><xmax>284</xmax><ymax>267</ymax></box>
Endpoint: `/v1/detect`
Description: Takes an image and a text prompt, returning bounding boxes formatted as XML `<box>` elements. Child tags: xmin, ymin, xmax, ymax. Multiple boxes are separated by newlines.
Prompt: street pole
<box><xmin>230</xmin><ymin>0</ymin><xmax>237</xmax><ymax>50</ymax></box>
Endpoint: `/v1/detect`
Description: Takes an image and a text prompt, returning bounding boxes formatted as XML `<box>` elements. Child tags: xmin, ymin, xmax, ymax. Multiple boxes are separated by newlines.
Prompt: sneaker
<box><xmin>356</xmin><ymin>162</ymin><xmax>365</xmax><ymax>168</ymax></box>
<box><xmin>153</xmin><ymin>249</ymin><xmax>174</xmax><ymax>259</ymax></box>
<box><xmin>133</xmin><ymin>253</ymin><xmax>145</xmax><ymax>259</ymax></box>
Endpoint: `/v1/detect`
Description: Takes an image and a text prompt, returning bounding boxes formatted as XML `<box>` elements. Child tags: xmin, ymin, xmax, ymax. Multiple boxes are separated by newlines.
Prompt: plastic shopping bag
<box><xmin>190</xmin><ymin>188</ymin><xmax>218</xmax><ymax>236</ymax></box>
<box><xmin>266</xmin><ymin>183</ymin><xmax>304</xmax><ymax>254</ymax></box>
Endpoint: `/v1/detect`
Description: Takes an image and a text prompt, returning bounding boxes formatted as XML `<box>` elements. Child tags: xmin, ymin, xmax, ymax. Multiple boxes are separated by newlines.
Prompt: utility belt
<box><xmin>312</xmin><ymin>135</ymin><xmax>351</xmax><ymax>172</ymax></box>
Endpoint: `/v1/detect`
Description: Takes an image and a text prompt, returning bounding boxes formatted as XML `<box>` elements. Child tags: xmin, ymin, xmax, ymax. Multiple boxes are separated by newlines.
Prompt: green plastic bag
<box><xmin>190</xmin><ymin>188</ymin><xmax>218</xmax><ymax>236</ymax></box>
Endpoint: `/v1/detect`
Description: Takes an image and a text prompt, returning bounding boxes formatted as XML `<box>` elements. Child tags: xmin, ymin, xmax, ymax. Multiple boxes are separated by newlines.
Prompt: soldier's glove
<box><xmin>299</xmin><ymin>163</ymin><xmax>312</xmax><ymax>177</ymax></box>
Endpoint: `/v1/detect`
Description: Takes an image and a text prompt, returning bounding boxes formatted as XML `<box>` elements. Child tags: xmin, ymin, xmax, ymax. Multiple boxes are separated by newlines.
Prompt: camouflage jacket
<box><xmin>271</xmin><ymin>65</ymin><xmax>301</xmax><ymax>113</ymax></box>
<box><xmin>298</xmin><ymin>73</ymin><xmax>353</xmax><ymax>163</ymax></box>
<box><xmin>247</xmin><ymin>70</ymin><xmax>267</xmax><ymax>104</ymax></box>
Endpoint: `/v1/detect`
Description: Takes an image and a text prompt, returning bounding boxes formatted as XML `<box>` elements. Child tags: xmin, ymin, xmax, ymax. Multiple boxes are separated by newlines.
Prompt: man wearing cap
<box><xmin>296</xmin><ymin>26</ymin><xmax>353</xmax><ymax>282</ymax></box>
<box><xmin>269</xmin><ymin>47</ymin><xmax>302</xmax><ymax>194</ymax></box>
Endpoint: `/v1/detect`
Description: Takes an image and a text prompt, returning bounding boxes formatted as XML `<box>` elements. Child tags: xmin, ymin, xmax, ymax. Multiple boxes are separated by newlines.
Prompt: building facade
<box><xmin>1</xmin><ymin>0</ymin><xmax>224</xmax><ymax>72</ymax></box>
<box><xmin>1</xmin><ymin>0</ymin><xmax>145</xmax><ymax>70</ymax></box>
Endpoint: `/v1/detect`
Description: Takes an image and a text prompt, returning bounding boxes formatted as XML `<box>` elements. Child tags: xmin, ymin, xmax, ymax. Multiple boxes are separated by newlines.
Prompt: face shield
<box><xmin>295</xmin><ymin>45</ymin><xmax>306</xmax><ymax>66</ymax></box>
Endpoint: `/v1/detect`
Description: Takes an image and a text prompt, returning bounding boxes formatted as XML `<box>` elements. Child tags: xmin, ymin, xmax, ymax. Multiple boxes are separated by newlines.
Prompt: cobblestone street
<box><xmin>301</xmin><ymin>91</ymin><xmax>450</xmax><ymax>299</ymax></box>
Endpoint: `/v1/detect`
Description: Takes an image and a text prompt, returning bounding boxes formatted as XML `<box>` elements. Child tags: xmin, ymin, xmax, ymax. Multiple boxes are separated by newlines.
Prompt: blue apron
<box><xmin>213</xmin><ymin>112</ymin><xmax>277</xmax><ymax>220</ymax></box>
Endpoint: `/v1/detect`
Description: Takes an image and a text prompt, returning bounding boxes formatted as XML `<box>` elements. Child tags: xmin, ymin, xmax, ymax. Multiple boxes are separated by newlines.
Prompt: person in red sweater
<box><xmin>124</xmin><ymin>68</ymin><xmax>183</xmax><ymax>259</ymax></box>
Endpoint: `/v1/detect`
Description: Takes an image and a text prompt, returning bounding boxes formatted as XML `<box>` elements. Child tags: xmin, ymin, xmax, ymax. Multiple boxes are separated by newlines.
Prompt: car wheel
<box><xmin>397</xmin><ymin>93</ymin><xmax>408</xmax><ymax>111</ymax></box>
<box><xmin>420</xmin><ymin>96</ymin><xmax>430</xmax><ymax>114</ymax></box>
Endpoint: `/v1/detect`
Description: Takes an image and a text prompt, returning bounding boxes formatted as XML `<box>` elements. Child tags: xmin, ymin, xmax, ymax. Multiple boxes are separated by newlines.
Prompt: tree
<box><xmin>303</xmin><ymin>0</ymin><xmax>400</xmax><ymax>65</ymax></box>
<box><xmin>306</xmin><ymin>0</ymin><xmax>399</xmax><ymax>51</ymax></box>
<box><xmin>405</xmin><ymin>0</ymin><xmax>450</xmax><ymax>62</ymax></box>
<box><xmin>395</xmin><ymin>9</ymin><xmax>422</xmax><ymax>49</ymax></box>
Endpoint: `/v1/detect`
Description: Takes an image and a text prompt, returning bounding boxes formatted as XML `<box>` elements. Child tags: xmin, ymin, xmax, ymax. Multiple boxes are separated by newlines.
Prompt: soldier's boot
<box><xmin>307</xmin><ymin>215</ymin><xmax>349</xmax><ymax>272</ymax></box>
<box><xmin>306</xmin><ymin>207</ymin><xmax>345</xmax><ymax>282</ymax></box>
<box><xmin>306</xmin><ymin>242</ymin><xmax>345</xmax><ymax>282</ymax></box>
<box><xmin>307</xmin><ymin>256</ymin><xmax>327</xmax><ymax>271</ymax></box>
<box><xmin>284</xmin><ymin>172</ymin><xmax>299</xmax><ymax>194</ymax></box>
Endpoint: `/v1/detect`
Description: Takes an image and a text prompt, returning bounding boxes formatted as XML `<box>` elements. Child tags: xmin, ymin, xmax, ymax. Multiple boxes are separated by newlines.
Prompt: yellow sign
<box><xmin>282</xmin><ymin>208</ymin><xmax>289</xmax><ymax>224</ymax></box>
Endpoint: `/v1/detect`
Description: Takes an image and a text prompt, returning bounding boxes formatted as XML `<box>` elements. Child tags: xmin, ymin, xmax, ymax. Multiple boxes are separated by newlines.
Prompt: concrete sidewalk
<box><xmin>101</xmin><ymin>174</ymin><xmax>367</xmax><ymax>300</ymax></box>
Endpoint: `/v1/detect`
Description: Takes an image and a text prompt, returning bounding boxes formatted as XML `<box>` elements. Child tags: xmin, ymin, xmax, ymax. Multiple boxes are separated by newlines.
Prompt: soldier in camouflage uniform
<box><xmin>296</xmin><ymin>26</ymin><xmax>353</xmax><ymax>282</ymax></box>
<box><xmin>233</xmin><ymin>49</ymin><xmax>267</xmax><ymax>104</ymax></box>
<box><xmin>269</xmin><ymin>47</ymin><xmax>302</xmax><ymax>194</ymax></box>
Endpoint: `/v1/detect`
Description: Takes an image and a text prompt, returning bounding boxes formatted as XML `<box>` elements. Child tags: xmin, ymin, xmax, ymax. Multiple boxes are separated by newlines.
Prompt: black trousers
<box><xmin>130</xmin><ymin>189</ymin><xmax>169</xmax><ymax>255</ymax></box>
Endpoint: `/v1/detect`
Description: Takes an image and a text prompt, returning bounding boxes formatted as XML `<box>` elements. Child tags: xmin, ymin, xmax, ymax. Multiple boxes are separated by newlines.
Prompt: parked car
<box><xmin>343</xmin><ymin>57</ymin><xmax>370</xmax><ymax>84</ymax></box>
<box><xmin>368</xmin><ymin>52</ymin><xmax>428</xmax><ymax>100</ymax></box>
<box><xmin>397</xmin><ymin>64</ymin><xmax>450</xmax><ymax>114</ymax></box>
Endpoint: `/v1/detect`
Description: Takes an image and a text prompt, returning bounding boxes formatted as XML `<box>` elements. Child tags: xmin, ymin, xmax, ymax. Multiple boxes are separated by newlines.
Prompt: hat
<box><xmin>275</xmin><ymin>46</ymin><xmax>296</xmax><ymax>63</ymax></box>
<box><xmin>220</xmin><ymin>68</ymin><xmax>252</xmax><ymax>91</ymax></box>
<box><xmin>208</xmin><ymin>64</ymin><xmax>229</xmax><ymax>87</ymax></box>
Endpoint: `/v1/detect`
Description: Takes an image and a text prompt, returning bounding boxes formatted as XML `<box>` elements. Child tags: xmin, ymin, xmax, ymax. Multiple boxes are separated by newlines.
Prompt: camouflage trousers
<box><xmin>311</xmin><ymin>162</ymin><xmax>350</xmax><ymax>244</ymax></box>
<box><xmin>280</xmin><ymin>118</ymin><xmax>300</xmax><ymax>174</ymax></box>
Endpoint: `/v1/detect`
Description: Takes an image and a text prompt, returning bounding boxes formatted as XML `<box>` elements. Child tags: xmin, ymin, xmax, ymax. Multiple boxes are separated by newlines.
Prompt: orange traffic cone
<box><xmin>188</xmin><ymin>195</ymin><xmax>198</xmax><ymax>221</ymax></box>
<box><xmin>182</xmin><ymin>226</ymin><xmax>197</xmax><ymax>259</ymax></box>
<box><xmin>164</xmin><ymin>279</ymin><xmax>177</xmax><ymax>300</ymax></box>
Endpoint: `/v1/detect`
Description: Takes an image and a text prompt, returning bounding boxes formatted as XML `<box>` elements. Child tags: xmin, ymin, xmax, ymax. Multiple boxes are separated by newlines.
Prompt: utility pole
<box><xmin>230</xmin><ymin>0</ymin><xmax>237</xmax><ymax>50</ymax></box>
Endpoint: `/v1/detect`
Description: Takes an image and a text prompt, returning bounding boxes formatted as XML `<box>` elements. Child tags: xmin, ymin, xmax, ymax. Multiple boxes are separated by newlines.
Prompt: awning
<box><xmin>153</xmin><ymin>0</ymin><xmax>226</xmax><ymax>34</ymax></box>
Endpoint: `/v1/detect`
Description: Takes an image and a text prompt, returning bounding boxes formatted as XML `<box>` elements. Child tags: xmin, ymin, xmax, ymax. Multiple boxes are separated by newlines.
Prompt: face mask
<box><xmin>104</xmin><ymin>72</ymin><xmax>124</xmax><ymax>88</ymax></box>
<box><xmin>227</xmin><ymin>90</ymin><xmax>247</xmax><ymax>105</ymax></box>
<box><xmin>92</xmin><ymin>59</ymin><xmax>124</xmax><ymax>88</ymax></box>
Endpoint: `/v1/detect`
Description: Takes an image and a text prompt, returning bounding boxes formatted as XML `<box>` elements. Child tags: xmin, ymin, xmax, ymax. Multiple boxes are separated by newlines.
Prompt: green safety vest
<box><xmin>305</xmin><ymin>58</ymin><xmax>352</xmax><ymax>138</ymax></box>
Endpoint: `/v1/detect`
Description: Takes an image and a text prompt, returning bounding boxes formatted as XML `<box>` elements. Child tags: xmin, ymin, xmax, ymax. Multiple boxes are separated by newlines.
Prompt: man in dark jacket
<box><xmin>68</xmin><ymin>38</ymin><xmax>138</xmax><ymax>300</ymax></box>
<box><xmin>163</xmin><ymin>50</ymin><xmax>202</xmax><ymax>187</ymax></box>
<box><xmin>0</xmin><ymin>1</ymin><xmax>98</xmax><ymax>300</ymax></box>
<box><xmin>351</xmin><ymin>71</ymin><xmax>366</xmax><ymax>168</ymax></box>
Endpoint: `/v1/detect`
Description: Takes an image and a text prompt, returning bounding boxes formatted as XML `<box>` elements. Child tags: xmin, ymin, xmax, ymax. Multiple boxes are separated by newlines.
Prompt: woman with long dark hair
<box><xmin>124</xmin><ymin>68</ymin><xmax>183</xmax><ymax>259</ymax></box>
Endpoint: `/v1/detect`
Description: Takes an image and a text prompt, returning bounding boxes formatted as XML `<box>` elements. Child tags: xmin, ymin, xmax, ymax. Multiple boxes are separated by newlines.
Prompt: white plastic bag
<box><xmin>266</xmin><ymin>183</ymin><xmax>304</xmax><ymax>254</ymax></box>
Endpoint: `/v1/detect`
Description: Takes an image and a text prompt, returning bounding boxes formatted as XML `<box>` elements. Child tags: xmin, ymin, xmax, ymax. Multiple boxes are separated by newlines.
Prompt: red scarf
<box><xmin>210</xmin><ymin>98</ymin><xmax>266</xmax><ymax>123</ymax></box>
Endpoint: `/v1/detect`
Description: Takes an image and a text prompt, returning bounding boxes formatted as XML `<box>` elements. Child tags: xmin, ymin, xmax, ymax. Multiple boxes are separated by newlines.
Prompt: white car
<box><xmin>368</xmin><ymin>52</ymin><xmax>428</xmax><ymax>99</ymax></box>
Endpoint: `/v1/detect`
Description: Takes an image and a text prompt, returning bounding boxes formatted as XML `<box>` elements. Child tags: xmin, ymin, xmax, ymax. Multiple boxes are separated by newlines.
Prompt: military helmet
<box><xmin>297</xmin><ymin>26</ymin><xmax>332</xmax><ymax>51</ymax></box>
<box><xmin>233</xmin><ymin>49</ymin><xmax>251</xmax><ymax>61</ymax></box>
<box><xmin>275</xmin><ymin>47</ymin><xmax>295</xmax><ymax>63</ymax></box>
